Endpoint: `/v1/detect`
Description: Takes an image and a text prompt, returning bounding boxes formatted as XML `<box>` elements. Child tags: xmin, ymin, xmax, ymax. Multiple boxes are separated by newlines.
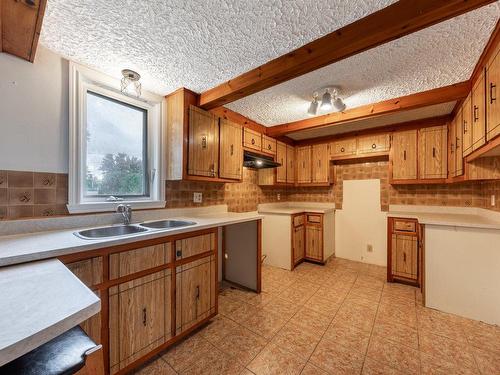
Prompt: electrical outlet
<box><xmin>277</xmin><ymin>193</ymin><xmax>281</xmax><ymax>201</ymax></box>
<box><xmin>367</xmin><ymin>244</ymin><xmax>373</xmax><ymax>252</ymax></box>
<box><xmin>491</xmin><ymin>195</ymin><xmax>496</xmax><ymax>207</ymax></box>
<box><xmin>193</xmin><ymin>192</ymin><xmax>202</xmax><ymax>203</ymax></box>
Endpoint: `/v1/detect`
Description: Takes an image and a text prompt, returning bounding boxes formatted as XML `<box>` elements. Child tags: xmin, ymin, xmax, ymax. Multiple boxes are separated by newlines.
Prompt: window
<box><xmin>68</xmin><ymin>63</ymin><xmax>164</xmax><ymax>213</ymax></box>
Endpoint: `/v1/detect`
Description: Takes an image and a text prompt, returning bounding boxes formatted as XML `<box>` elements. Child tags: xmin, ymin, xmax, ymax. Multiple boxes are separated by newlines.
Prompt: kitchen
<box><xmin>1</xmin><ymin>1</ymin><xmax>500</xmax><ymax>374</ymax></box>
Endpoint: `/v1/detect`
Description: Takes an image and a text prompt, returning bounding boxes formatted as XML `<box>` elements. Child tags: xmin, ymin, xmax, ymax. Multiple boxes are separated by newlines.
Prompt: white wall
<box><xmin>0</xmin><ymin>46</ymin><xmax>69</xmax><ymax>173</ymax></box>
<box><xmin>425</xmin><ymin>225</ymin><xmax>500</xmax><ymax>325</ymax></box>
<box><xmin>335</xmin><ymin>179</ymin><xmax>387</xmax><ymax>266</ymax></box>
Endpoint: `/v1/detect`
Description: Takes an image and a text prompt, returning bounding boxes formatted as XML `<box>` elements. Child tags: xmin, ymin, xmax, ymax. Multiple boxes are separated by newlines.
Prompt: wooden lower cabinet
<box><xmin>109</xmin><ymin>270</ymin><xmax>171</xmax><ymax>374</ymax></box>
<box><xmin>291</xmin><ymin>214</ymin><xmax>305</xmax><ymax>266</ymax></box>
<box><xmin>387</xmin><ymin>218</ymin><xmax>420</xmax><ymax>287</ymax></box>
<box><xmin>175</xmin><ymin>255</ymin><xmax>217</xmax><ymax>334</ymax></box>
<box><xmin>305</xmin><ymin>225</ymin><xmax>323</xmax><ymax>261</ymax></box>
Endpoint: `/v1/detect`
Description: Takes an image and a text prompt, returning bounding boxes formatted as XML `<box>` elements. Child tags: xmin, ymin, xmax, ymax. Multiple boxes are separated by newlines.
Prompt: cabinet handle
<box><xmin>318</xmin><ymin>159</ymin><xmax>321</xmax><ymax>167</ymax></box>
<box><xmin>473</xmin><ymin>106</ymin><xmax>479</xmax><ymax>122</ymax></box>
<box><xmin>372</xmin><ymin>143</ymin><xmax>376</xmax><ymax>149</ymax></box>
<box><xmin>450</xmin><ymin>142</ymin><xmax>454</xmax><ymax>154</ymax></box>
<box><xmin>210</xmin><ymin>163</ymin><xmax>215</xmax><ymax>177</ymax></box>
<box><xmin>456</xmin><ymin>137</ymin><xmax>460</xmax><ymax>150</ymax></box>
<box><xmin>340</xmin><ymin>147</ymin><xmax>345</xmax><ymax>153</ymax></box>
<box><xmin>230</xmin><ymin>144</ymin><xmax>234</xmax><ymax>156</ymax></box>
<box><xmin>196</xmin><ymin>285</ymin><xmax>200</xmax><ymax>299</ymax></box>
<box><xmin>201</xmin><ymin>136</ymin><xmax>207</xmax><ymax>149</ymax></box>
<box><xmin>268</xmin><ymin>144</ymin><xmax>272</xmax><ymax>150</ymax></box>
<box><xmin>490</xmin><ymin>83</ymin><xmax>497</xmax><ymax>104</ymax></box>
<box><xmin>463</xmin><ymin>120</ymin><xmax>467</xmax><ymax>133</ymax></box>
<box><xmin>403</xmin><ymin>150</ymin><xmax>406</xmax><ymax>160</ymax></box>
<box><xmin>403</xmin><ymin>253</ymin><xmax>407</xmax><ymax>263</ymax></box>
<box><xmin>432</xmin><ymin>147</ymin><xmax>436</xmax><ymax>158</ymax></box>
<box><xmin>302</xmin><ymin>161</ymin><xmax>305</xmax><ymax>168</ymax></box>
<box><xmin>142</xmin><ymin>308</ymin><xmax>147</xmax><ymax>327</ymax></box>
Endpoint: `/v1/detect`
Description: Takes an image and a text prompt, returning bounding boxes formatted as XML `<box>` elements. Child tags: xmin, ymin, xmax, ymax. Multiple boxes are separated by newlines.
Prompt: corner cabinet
<box><xmin>471</xmin><ymin>71</ymin><xmax>486</xmax><ymax>151</ymax></box>
<box><xmin>296</xmin><ymin>144</ymin><xmax>331</xmax><ymax>185</ymax></box>
<box><xmin>486</xmin><ymin>47</ymin><xmax>500</xmax><ymax>141</ymax></box>
<box><xmin>387</xmin><ymin>218</ymin><xmax>421</xmax><ymax>287</ymax></box>
<box><xmin>60</xmin><ymin>228</ymin><xmax>218</xmax><ymax>375</ymax></box>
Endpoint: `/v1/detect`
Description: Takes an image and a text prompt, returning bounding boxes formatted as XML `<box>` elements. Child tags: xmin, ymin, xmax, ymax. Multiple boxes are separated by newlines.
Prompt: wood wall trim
<box><xmin>198</xmin><ymin>0</ymin><xmax>494</xmax><ymax>109</ymax></box>
<box><xmin>293</xmin><ymin>115</ymin><xmax>451</xmax><ymax>146</ymax></box>
<box><xmin>267</xmin><ymin>82</ymin><xmax>465</xmax><ymax>138</ymax></box>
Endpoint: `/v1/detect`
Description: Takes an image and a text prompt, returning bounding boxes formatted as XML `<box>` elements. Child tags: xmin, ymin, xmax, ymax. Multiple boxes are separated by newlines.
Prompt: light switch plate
<box><xmin>193</xmin><ymin>192</ymin><xmax>202</xmax><ymax>203</ymax></box>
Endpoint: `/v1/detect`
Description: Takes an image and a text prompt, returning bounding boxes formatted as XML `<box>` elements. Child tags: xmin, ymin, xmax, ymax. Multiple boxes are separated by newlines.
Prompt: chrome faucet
<box><xmin>116</xmin><ymin>204</ymin><xmax>132</xmax><ymax>225</ymax></box>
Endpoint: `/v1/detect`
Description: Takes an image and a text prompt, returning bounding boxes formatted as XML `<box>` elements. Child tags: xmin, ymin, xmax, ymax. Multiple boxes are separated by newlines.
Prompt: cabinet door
<box><xmin>262</xmin><ymin>135</ymin><xmax>277</xmax><ymax>155</ymax></box>
<box><xmin>296</xmin><ymin>146</ymin><xmax>312</xmax><ymax>183</ymax></box>
<box><xmin>66</xmin><ymin>257</ymin><xmax>103</xmax><ymax>287</ymax></box>
<box><xmin>312</xmin><ymin>144</ymin><xmax>330</xmax><ymax>183</ymax></box>
<box><xmin>455</xmin><ymin>109</ymin><xmax>464</xmax><ymax>176</ymax></box>
<box><xmin>391</xmin><ymin>234</ymin><xmax>417</xmax><ymax>280</ymax></box>
<box><xmin>449</xmin><ymin>117</ymin><xmax>456</xmax><ymax>178</ymax></box>
<box><xmin>305</xmin><ymin>225</ymin><xmax>322</xmax><ymax>261</ymax></box>
<box><xmin>243</xmin><ymin>128</ymin><xmax>262</xmax><ymax>151</ymax></box>
<box><xmin>392</xmin><ymin>130</ymin><xmax>417</xmax><ymax>180</ymax></box>
<box><xmin>418</xmin><ymin>125</ymin><xmax>447</xmax><ymax>179</ymax></box>
<box><xmin>276</xmin><ymin>141</ymin><xmax>287</xmax><ymax>183</ymax></box>
<box><xmin>176</xmin><ymin>255</ymin><xmax>216</xmax><ymax>334</ymax></box>
<box><xmin>286</xmin><ymin>145</ymin><xmax>295</xmax><ymax>183</ymax></box>
<box><xmin>219</xmin><ymin>119</ymin><xmax>243</xmax><ymax>180</ymax></box>
<box><xmin>487</xmin><ymin>50</ymin><xmax>500</xmax><ymax>141</ymax></box>
<box><xmin>357</xmin><ymin>134</ymin><xmax>390</xmax><ymax>154</ymax></box>
<box><xmin>188</xmin><ymin>106</ymin><xmax>219</xmax><ymax>177</ymax></box>
<box><xmin>80</xmin><ymin>290</ymin><xmax>102</xmax><ymax>344</ymax></box>
<box><xmin>331</xmin><ymin>138</ymin><xmax>357</xmax><ymax>158</ymax></box>
<box><xmin>109</xmin><ymin>271</ymin><xmax>171</xmax><ymax>373</ymax></box>
<box><xmin>472</xmin><ymin>72</ymin><xmax>486</xmax><ymax>151</ymax></box>
<box><xmin>292</xmin><ymin>225</ymin><xmax>304</xmax><ymax>265</ymax></box>
<box><xmin>462</xmin><ymin>94</ymin><xmax>473</xmax><ymax>156</ymax></box>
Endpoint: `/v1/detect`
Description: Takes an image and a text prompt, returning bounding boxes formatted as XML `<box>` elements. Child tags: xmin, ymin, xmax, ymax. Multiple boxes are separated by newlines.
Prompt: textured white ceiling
<box><xmin>40</xmin><ymin>0</ymin><xmax>396</xmax><ymax>95</ymax></box>
<box><xmin>227</xmin><ymin>3</ymin><xmax>500</xmax><ymax>126</ymax></box>
<box><xmin>288</xmin><ymin>101</ymin><xmax>456</xmax><ymax>140</ymax></box>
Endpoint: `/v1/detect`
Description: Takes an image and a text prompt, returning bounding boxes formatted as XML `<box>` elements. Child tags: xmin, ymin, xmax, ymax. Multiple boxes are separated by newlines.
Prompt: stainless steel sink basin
<box><xmin>139</xmin><ymin>220</ymin><xmax>197</xmax><ymax>229</ymax></box>
<box><xmin>75</xmin><ymin>225</ymin><xmax>149</xmax><ymax>239</ymax></box>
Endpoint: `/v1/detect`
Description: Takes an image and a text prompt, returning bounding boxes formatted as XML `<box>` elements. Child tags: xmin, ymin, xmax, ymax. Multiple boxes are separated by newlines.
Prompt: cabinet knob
<box><xmin>372</xmin><ymin>143</ymin><xmax>376</xmax><ymax>149</ymax></box>
<box><xmin>251</xmin><ymin>138</ymin><xmax>255</xmax><ymax>145</ymax></box>
<box><xmin>176</xmin><ymin>249</ymin><xmax>182</xmax><ymax>258</ymax></box>
<box><xmin>340</xmin><ymin>147</ymin><xmax>345</xmax><ymax>153</ymax></box>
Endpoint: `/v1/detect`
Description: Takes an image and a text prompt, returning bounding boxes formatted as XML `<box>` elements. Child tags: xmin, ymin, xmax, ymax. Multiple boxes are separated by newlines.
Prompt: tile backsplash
<box><xmin>1</xmin><ymin>164</ymin><xmax>499</xmax><ymax>221</ymax></box>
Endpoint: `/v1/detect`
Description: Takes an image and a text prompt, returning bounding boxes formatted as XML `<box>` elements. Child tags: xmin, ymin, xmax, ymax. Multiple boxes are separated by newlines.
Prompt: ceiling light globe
<box><xmin>333</xmin><ymin>97</ymin><xmax>346</xmax><ymax>112</ymax></box>
<box><xmin>308</xmin><ymin>99</ymin><xmax>319</xmax><ymax>116</ymax></box>
<box><xmin>320</xmin><ymin>89</ymin><xmax>332</xmax><ymax>110</ymax></box>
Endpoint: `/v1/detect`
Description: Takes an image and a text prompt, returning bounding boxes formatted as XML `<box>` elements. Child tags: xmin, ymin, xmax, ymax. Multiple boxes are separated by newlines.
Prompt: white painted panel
<box><xmin>261</xmin><ymin>214</ymin><xmax>292</xmax><ymax>270</ymax></box>
<box><xmin>0</xmin><ymin>47</ymin><xmax>69</xmax><ymax>173</ymax></box>
<box><xmin>335</xmin><ymin>179</ymin><xmax>387</xmax><ymax>266</ymax></box>
<box><xmin>425</xmin><ymin>225</ymin><xmax>500</xmax><ymax>325</ymax></box>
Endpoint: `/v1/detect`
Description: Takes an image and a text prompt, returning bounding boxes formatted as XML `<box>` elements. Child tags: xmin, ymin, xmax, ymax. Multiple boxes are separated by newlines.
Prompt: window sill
<box><xmin>67</xmin><ymin>200</ymin><xmax>166</xmax><ymax>214</ymax></box>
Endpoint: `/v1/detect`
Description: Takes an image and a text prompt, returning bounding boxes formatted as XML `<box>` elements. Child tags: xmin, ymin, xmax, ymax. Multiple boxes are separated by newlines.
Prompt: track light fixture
<box><xmin>308</xmin><ymin>87</ymin><xmax>345</xmax><ymax>116</ymax></box>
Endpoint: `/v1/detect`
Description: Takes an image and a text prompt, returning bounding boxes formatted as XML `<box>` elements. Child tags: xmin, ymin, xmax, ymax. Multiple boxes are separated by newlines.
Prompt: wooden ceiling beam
<box><xmin>266</xmin><ymin>81</ymin><xmax>470</xmax><ymax>137</ymax></box>
<box><xmin>209</xmin><ymin>106</ymin><xmax>267</xmax><ymax>134</ymax></box>
<box><xmin>199</xmin><ymin>0</ymin><xmax>495</xmax><ymax>109</ymax></box>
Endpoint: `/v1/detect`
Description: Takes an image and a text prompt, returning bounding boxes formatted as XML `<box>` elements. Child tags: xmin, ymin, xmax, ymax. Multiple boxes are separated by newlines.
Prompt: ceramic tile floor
<box><xmin>134</xmin><ymin>258</ymin><xmax>500</xmax><ymax>375</ymax></box>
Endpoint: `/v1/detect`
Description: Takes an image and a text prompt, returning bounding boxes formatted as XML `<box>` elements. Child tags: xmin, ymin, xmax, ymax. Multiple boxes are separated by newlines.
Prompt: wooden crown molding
<box><xmin>209</xmin><ymin>106</ymin><xmax>267</xmax><ymax>134</ymax></box>
<box><xmin>266</xmin><ymin>81</ymin><xmax>469</xmax><ymax>137</ymax></box>
<box><xmin>1</xmin><ymin>0</ymin><xmax>47</xmax><ymax>62</ymax></box>
<box><xmin>198</xmin><ymin>0</ymin><xmax>495</xmax><ymax>109</ymax></box>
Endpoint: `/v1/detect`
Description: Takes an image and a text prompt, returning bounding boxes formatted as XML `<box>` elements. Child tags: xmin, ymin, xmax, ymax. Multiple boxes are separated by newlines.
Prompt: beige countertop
<box><xmin>387</xmin><ymin>205</ymin><xmax>500</xmax><ymax>230</ymax></box>
<box><xmin>258</xmin><ymin>202</ymin><xmax>336</xmax><ymax>215</ymax></box>
<box><xmin>0</xmin><ymin>207</ymin><xmax>262</xmax><ymax>267</ymax></box>
<box><xmin>0</xmin><ymin>259</ymin><xmax>100</xmax><ymax>366</ymax></box>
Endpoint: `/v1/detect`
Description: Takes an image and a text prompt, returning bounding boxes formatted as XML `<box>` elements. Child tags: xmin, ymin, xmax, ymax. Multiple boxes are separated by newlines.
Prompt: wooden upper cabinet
<box><xmin>276</xmin><ymin>141</ymin><xmax>287</xmax><ymax>183</ymax></box>
<box><xmin>454</xmin><ymin>109</ymin><xmax>464</xmax><ymax>176</ymax></box>
<box><xmin>176</xmin><ymin>256</ymin><xmax>216</xmax><ymax>334</ymax></box>
<box><xmin>188</xmin><ymin>106</ymin><xmax>219</xmax><ymax>177</ymax></box>
<box><xmin>243</xmin><ymin>128</ymin><xmax>262</xmax><ymax>151</ymax></box>
<box><xmin>357</xmin><ymin>134</ymin><xmax>390</xmax><ymax>154</ymax></box>
<box><xmin>296</xmin><ymin>146</ymin><xmax>312</xmax><ymax>183</ymax></box>
<box><xmin>219</xmin><ymin>119</ymin><xmax>243</xmax><ymax>180</ymax></box>
<box><xmin>312</xmin><ymin>144</ymin><xmax>330</xmax><ymax>183</ymax></box>
<box><xmin>331</xmin><ymin>138</ymin><xmax>357</xmax><ymax>158</ymax></box>
<box><xmin>418</xmin><ymin>125</ymin><xmax>448</xmax><ymax>179</ymax></box>
<box><xmin>472</xmin><ymin>71</ymin><xmax>486</xmax><ymax>151</ymax></box>
<box><xmin>487</xmin><ymin>49</ymin><xmax>500</xmax><ymax>141</ymax></box>
<box><xmin>462</xmin><ymin>94</ymin><xmax>473</xmax><ymax>156</ymax></box>
<box><xmin>262</xmin><ymin>135</ymin><xmax>277</xmax><ymax>155</ymax></box>
<box><xmin>286</xmin><ymin>145</ymin><xmax>295</xmax><ymax>184</ymax></box>
<box><xmin>449</xmin><ymin>116</ymin><xmax>456</xmax><ymax>178</ymax></box>
<box><xmin>391</xmin><ymin>130</ymin><xmax>417</xmax><ymax>180</ymax></box>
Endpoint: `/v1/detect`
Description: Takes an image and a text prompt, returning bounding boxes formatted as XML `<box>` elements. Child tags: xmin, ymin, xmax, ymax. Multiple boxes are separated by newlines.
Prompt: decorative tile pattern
<box><xmin>136</xmin><ymin>259</ymin><xmax>499</xmax><ymax>375</ymax></box>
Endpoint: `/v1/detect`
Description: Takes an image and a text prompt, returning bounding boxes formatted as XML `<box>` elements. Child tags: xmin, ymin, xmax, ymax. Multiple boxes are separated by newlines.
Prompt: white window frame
<box><xmin>68</xmin><ymin>62</ymin><xmax>165</xmax><ymax>214</ymax></box>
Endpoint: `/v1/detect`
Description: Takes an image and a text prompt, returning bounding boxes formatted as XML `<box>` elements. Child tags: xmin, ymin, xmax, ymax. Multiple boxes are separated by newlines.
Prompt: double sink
<box><xmin>74</xmin><ymin>220</ymin><xmax>197</xmax><ymax>240</ymax></box>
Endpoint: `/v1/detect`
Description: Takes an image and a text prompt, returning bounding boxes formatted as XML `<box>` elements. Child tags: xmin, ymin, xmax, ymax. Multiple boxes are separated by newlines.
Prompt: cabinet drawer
<box><xmin>262</xmin><ymin>135</ymin><xmax>277</xmax><ymax>155</ymax></box>
<box><xmin>243</xmin><ymin>128</ymin><xmax>262</xmax><ymax>151</ymax></box>
<box><xmin>306</xmin><ymin>214</ymin><xmax>322</xmax><ymax>224</ymax></box>
<box><xmin>293</xmin><ymin>215</ymin><xmax>304</xmax><ymax>227</ymax></box>
<box><xmin>331</xmin><ymin>138</ymin><xmax>357</xmax><ymax>157</ymax></box>
<box><xmin>357</xmin><ymin>134</ymin><xmax>390</xmax><ymax>154</ymax></box>
<box><xmin>66</xmin><ymin>257</ymin><xmax>103</xmax><ymax>287</ymax></box>
<box><xmin>393</xmin><ymin>219</ymin><xmax>416</xmax><ymax>233</ymax></box>
<box><xmin>175</xmin><ymin>233</ymin><xmax>215</xmax><ymax>260</ymax></box>
<box><xmin>109</xmin><ymin>244</ymin><xmax>170</xmax><ymax>280</ymax></box>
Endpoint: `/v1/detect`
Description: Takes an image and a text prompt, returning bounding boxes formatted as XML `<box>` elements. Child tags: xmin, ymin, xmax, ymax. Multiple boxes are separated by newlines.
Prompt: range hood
<box><xmin>243</xmin><ymin>151</ymin><xmax>281</xmax><ymax>169</ymax></box>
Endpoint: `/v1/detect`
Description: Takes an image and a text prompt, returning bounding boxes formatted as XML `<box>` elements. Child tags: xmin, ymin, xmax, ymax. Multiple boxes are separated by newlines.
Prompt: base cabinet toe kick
<box><xmin>61</xmin><ymin>228</ymin><xmax>219</xmax><ymax>375</ymax></box>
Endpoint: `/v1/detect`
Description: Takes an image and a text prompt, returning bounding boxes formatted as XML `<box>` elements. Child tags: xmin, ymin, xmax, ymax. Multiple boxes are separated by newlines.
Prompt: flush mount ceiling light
<box><xmin>308</xmin><ymin>87</ymin><xmax>346</xmax><ymax>116</ymax></box>
<box><xmin>120</xmin><ymin>69</ymin><xmax>142</xmax><ymax>97</ymax></box>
